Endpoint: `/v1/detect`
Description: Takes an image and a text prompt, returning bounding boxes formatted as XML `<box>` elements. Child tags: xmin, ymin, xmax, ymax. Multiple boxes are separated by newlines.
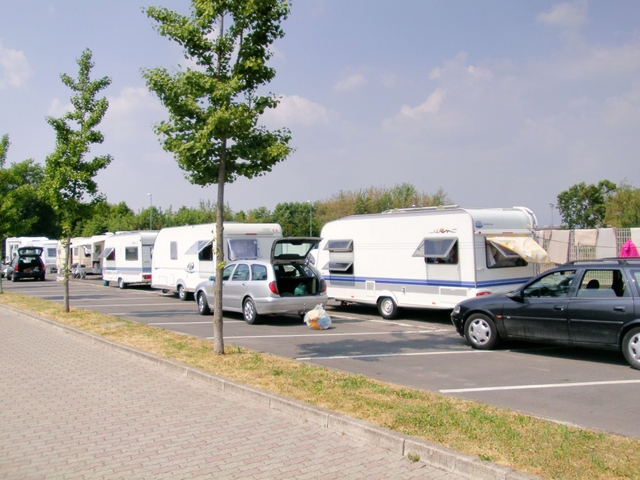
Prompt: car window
<box><xmin>577</xmin><ymin>269</ymin><xmax>629</xmax><ymax>298</ymax></box>
<box><xmin>222</xmin><ymin>264</ymin><xmax>235</xmax><ymax>281</ymax></box>
<box><xmin>523</xmin><ymin>270</ymin><xmax>576</xmax><ymax>298</ymax></box>
<box><xmin>232</xmin><ymin>264</ymin><xmax>250</xmax><ymax>281</ymax></box>
<box><xmin>251</xmin><ymin>264</ymin><xmax>268</xmax><ymax>281</ymax></box>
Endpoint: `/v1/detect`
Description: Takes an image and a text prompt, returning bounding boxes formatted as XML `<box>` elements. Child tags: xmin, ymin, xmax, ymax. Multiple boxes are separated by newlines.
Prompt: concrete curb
<box><xmin>1</xmin><ymin>303</ymin><xmax>543</xmax><ymax>480</ymax></box>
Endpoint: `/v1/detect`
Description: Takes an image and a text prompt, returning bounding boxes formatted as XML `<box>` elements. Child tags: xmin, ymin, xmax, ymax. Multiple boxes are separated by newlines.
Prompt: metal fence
<box><xmin>534</xmin><ymin>228</ymin><xmax>634</xmax><ymax>274</ymax></box>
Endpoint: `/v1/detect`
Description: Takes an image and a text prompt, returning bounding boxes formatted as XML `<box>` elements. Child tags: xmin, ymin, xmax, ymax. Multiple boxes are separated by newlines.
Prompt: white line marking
<box><xmin>295</xmin><ymin>350</ymin><xmax>487</xmax><ymax>361</ymax></box>
<box><xmin>440</xmin><ymin>379</ymin><xmax>640</xmax><ymax>393</ymax></box>
<box><xmin>148</xmin><ymin>322</ymin><xmax>220</xmax><ymax>325</ymax></box>
<box><xmin>210</xmin><ymin>330</ymin><xmax>435</xmax><ymax>341</ymax></box>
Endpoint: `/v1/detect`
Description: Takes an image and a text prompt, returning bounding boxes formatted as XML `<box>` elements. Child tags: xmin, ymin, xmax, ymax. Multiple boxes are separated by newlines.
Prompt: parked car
<box><xmin>6</xmin><ymin>247</ymin><xmax>46</xmax><ymax>282</ymax></box>
<box><xmin>194</xmin><ymin>238</ymin><xmax>328</xmax><ymax>324</ymax></box>
<box><xmin>451</xmin><ymin>258</ymin><xmax>640</xmax><ymax>369</ymax></box>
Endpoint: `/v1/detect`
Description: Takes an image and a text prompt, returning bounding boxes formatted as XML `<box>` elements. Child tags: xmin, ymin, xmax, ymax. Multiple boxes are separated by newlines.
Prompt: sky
<box><xmin>1</xmin><ymin>0</ymin><xmax>640</xmax><ymax>228</ymax></box>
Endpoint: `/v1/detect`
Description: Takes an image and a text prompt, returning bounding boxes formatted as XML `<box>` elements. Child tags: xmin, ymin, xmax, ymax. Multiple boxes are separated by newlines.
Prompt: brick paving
<box><xmin>0</xmin><ymin>308</ymin><xmax>464</xmax><ymax>479</ymax></box>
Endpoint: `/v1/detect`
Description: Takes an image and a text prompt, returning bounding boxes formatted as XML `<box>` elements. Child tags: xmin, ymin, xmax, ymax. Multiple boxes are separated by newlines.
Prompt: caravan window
<box><xmin>228</xmin><ymin>239</ymin><xmax>259</xmax><ymax>260</ymax></box>
<box><xmin>125</xmin><ymin>247</ymin><xmax>138</xmax><ymax>261</ymax></box>
<box><xmin>486</xmin><ymin>240</ymin><xmax>527</xmax><ymax>269</ymax></box>
<box><xmin>324</xmin><ymin>239</ymin><xmax>353</xmax><ymax>252</ymax></box>
<box><xmin>170</xmin><ymin>242</ymin><xmax>178</xmax><ymax>260</ymax></box>
<box><xmin>199</xmin><ymin>243</ymin><xmax>213</xmax><ymax>261</ymax></box>
<box><xmin>47</xmin><ymin>248</ymin><xmax>57</xmax><ymax>257</ymax></box>
<box><xmin>413</xmin><ymin>238</ymin><xmax>458</xmax><ymax>264</ymax></box>
<box><xmin>184</xmin><ymin>240</ymin><xmax>214</xmax><ymax>261</ymax></box>
<box><xmin>99</xmin><ymin>248</ymin><xmax>116</xmax><ymax>261</ymax></box>
<box><xmin>322</xmin><ymin>239</ymin><xmax>354</xmax><ymax>275</ymax></box>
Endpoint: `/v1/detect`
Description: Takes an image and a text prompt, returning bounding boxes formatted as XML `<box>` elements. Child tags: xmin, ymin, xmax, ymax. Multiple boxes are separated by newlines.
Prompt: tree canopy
<box><xmin>556</xmin><ymin>180</ymin><xmax>617</xmax><ymax>229</ymax></box>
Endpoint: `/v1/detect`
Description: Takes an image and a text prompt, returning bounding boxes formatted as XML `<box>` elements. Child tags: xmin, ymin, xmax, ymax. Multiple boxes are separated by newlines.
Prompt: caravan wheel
<box><xmin>177</xmin><ymin>284</ymin><xmax>189</xmax><ymax>301</ymax></box>
<box><xmin>377</xmin><ymin>297</ymin><xmax>398</xmax><ymax>319</ymax></box>
<box><xmin>118</xmin><ymin>278</ymin><xmax>126</xmax><ymax>289</ymax></box>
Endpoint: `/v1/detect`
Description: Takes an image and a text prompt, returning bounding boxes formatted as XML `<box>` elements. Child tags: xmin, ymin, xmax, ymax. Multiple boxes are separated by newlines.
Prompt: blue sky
<box><xmin>1</xmin><ymin>1</ymin><xmax>640</xmax><ymax>227</ymax></box>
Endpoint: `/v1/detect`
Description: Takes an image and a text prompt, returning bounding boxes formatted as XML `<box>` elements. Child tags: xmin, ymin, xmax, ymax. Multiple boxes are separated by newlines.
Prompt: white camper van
<box><xmin>152</xmin><ymin>223</ymin><xmax>283</xmax><ymax>300</ymax></box>
<box><xmin>316</xmin><ymin>206</ymin><xmax>549</xmax><ymax>318</ymax></box>
<box><xmin>4</xmin><ymin>237</ymin><xmax>49</xmax><ymax>264</ymax></box>
<box><xmin>101</xmin><ymin>231</ymin><xmax>158</xmax><ymax>288</ymax></box>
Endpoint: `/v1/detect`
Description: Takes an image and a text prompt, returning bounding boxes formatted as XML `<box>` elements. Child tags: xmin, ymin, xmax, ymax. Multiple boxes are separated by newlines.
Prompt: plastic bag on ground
<box><xmin>304</xmin><ymin>304</ymin><xmax>331</xmax><ymax>330</ymax></box>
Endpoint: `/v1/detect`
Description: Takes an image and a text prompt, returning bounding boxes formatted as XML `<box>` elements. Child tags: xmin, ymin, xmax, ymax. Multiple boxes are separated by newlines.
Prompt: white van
<box><xmin>101</xmin><ymin>231</ymin><xmax>158</xmax><ymax>288</ymax></box>
<box><xmin>316</xmin><ymin>206</ymin><xmax>549</xmax><ymax>318</ymax></box>
<box><xmin>152</xmin><ymin>222</ymin><xmax>283</xmax><ymax>300</ymax></box>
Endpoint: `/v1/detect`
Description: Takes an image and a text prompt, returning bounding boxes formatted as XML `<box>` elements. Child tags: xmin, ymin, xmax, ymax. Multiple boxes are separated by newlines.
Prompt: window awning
<box><xmin>98</xmin><ymin>247</ymin><xmax>115</xmax><ymax>259</ymax></box>
<box><xmin>184</xmin><ymin>240</ymin><xmax>212</xmax><ymax>255</ymax></box>
<box><xmin>487</xmin><ymin>236</ymin><xmax>549</xmax><ymax>264</ymax></box>
<box><xmin>323</xmin><ymin>261</ymin><xmax>353</xmax><ymax>272</ymax></box>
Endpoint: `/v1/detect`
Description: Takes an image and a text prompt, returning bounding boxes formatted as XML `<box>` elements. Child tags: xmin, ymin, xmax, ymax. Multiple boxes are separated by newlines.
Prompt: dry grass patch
<box><xmin>1</xmin><ymin>291</ymin><xmax>639</xmax><ymax>479</ymax></box>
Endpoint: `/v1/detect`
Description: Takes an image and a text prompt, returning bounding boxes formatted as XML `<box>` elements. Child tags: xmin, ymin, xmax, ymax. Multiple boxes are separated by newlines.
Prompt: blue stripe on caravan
<box><xmin>103</xmin><ymin>267</ymin><xmax>151</xmax><ymax>273</ymax></box>
<box><xmin>325</xmin><ymin>275</ymin><xmax>531</xmax><ymax>289</ymax></box>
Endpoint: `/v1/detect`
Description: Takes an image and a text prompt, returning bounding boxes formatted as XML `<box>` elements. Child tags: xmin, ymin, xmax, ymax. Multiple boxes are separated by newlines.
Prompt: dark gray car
<box><xmin>6</xmin><ymin>247</ymin><xmax>46</xmax><ymax>282</ymax></box>
<box><xmin>195</xmin><ymin>238</ymin><xmax>328</xmax><ymax>324</ymax></box>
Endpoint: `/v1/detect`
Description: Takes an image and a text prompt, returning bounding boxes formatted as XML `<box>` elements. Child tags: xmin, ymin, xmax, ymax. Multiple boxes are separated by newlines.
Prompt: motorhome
<box><xmin>316</xmin><ymin>206</ymin><xmax>549</xmax><ymax>318</ymax></box>
<box><xmin>101</xmin><ymin>231</ymin><xmax>158</xmax><ymax>288</ymax></box>
<box><xmin>152</xmin><ymin>222</ymin><xmax>283</xmax><ymax>300</ymax></box>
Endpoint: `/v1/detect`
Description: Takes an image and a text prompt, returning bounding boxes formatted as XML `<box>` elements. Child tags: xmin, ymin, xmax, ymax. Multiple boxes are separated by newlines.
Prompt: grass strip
<box><xmin>1</xmin><ymin>291</ymin><xmax>638</xmax><ymax>479</ymax></box>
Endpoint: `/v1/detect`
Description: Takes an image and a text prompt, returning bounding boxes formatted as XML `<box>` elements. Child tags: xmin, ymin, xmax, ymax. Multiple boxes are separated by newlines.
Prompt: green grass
<box><xmin>1</xmin><ymin>290</ymin><xmax>639</xmax><ymax>479</ymax></box>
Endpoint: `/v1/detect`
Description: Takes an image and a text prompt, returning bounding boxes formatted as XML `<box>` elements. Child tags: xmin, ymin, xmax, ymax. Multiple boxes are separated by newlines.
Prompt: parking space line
<box><xmin>440</xmin><ymin>379</ymin><xmax>640</xmax><ymax>393</ymax></box>
<box><xmin>148</xmin><ymin>322</ymin><xmax>223</xmax><ymax>325</ymax></box>
<box><xmin>296</xmin><ymin>350</ymin><xmax>486</xmax><ymax>361</ymax></box>
<box><xmin>214</xmin><ymin>330</ymin><xmax>435</xmax><ymax>341</ymax></box>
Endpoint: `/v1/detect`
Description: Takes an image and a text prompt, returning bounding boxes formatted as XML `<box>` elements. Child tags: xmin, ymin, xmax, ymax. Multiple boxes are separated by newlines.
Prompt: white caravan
<box><xmin>101</xmin><ymin>231</ymin><xmax>158</xmax><ymax>288</ymax></box>
<box><xmin>70</xmin><ymin>234</ymin><xmax>113</xmax><ymax>274</ymax></box>
<box><xmin>41</xmin><ymin>240</ymin><xmax>59</xmax><ymax>273</ymax></box>
<box><xmin>316</xmin><ymin>206</ymin><xmax>549</xmax><ymax>318</ymax></box>
<box><xmin>4</xmin><ymin>237</ymin><xmax>49</xmax><ymax>264</ymax></box>
<box><xmin>152</xmin><ymin>223</ymin><xmax>283</xmax><ymax>300</ymax></box>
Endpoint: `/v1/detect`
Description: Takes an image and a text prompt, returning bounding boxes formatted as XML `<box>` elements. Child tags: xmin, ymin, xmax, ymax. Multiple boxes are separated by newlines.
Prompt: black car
<box><xmin>6</xmin><ymin>247</ymin><xmax>46</xmax><ymax>282</ymax></box>
<box><xmin>451</xmin><ymin>259</ymin><xmax>640</xmax><ymax>369</ymax></box>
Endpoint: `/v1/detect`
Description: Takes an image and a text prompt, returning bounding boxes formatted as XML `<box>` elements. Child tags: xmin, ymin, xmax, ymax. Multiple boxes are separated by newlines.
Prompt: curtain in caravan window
<box><xmin>170</xmin><ymin>242</ymin><xmax>178</xmax><ymax>260</ymax></box>
<box><xmin>228</xmin><ymin>239</ymin><xmax>259</xmax><ymax>260</ymax></box>
<box><xmin>125</xmin><ymin>247</ymin><xmax>138</xmax><ymax>261</ymax></box>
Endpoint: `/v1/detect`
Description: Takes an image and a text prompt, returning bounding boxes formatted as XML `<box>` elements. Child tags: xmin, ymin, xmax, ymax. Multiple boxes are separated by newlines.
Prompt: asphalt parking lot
<box><xmin>4</xmin><ymin>276</ymin><xmax>640</xmax><ymax>439</ymax></box>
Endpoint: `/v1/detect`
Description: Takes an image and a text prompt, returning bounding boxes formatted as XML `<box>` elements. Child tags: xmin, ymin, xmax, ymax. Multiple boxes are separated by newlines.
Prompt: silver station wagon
<box><xmin>194</xmin><ymin>237</ymin><xmax>328</xmax><ymax>324</ymax></box>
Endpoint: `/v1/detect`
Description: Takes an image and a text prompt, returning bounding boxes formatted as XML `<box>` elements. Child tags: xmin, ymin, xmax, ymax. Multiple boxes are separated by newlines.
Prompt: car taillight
<box><xmin>321</xmin><ymin>280</ymin><xmax>327</xmax><ymax>293</ymax></box>
<box><xmin>476</xmin><ymin>291</ymin><xmax>492</xmax><ymax>297</ymax></box>
<box><xmin>14</xmin><ymin>265</ymin><xmax>19</xmax><ymax>272</ymax></box>
<box><xmin>268</xmin><ymin>281</ymin><xmax>279</xmax><ymax>295</ymax></box>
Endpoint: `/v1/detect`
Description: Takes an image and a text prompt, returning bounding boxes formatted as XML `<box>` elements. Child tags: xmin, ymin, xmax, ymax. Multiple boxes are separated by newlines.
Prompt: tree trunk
<box><xmin>64</xmin><ymin>235</ymin><xmax>70</xmax><ymax>312</ymax></box>
<box><xmin>212</xmin><ymin>139</ymin><xmax>227</xmax><ymax>355</ymax></box>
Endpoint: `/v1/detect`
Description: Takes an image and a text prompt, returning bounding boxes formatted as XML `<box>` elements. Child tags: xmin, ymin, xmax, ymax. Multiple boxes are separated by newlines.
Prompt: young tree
<box><xmin>556</xmin><ymin>180</ymin><xmax>617</xmax><ymax>229</ymax></box>
<box><xmin>42</xmin><ymin>49</ymin><xmax>112</xmax><ymax>312</ymax></box>
<box><xmin>604</xmin><ymin>181</ymin><xmax>640</xmax><ymax>228</ymax></box>
<box><xmin>143</xmin><ymin>0</ymin><xmax>293</xmax><ymax>354</ymax></box>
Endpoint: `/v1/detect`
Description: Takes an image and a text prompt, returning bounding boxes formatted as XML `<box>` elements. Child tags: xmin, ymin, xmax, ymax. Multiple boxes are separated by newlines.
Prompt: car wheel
<box><xmin>11</xmin><ymin>274</ymin><xmax>18</xmax><ymax>282</ymax></box>
<box><xmin>622</xmin><ymin>327</ymin><xmax>640</xmax><ymax>370</ymax></box>
<box><xmin>377</xmin><ymin>297</ymin><xmax>398</xmax><ymax>319</ymax></box>
<box><xmin>243</xmin><ymin>298</ymin><xmax>261</xmax><ymax>324</ymax></box>
<box><xmin>465</xmin><ymin>313</ymin><xmax>500</xmax><ymax>350</ymax></box>
<box><xmin>177</xmin><ymin>284</ymin><xmax>189</xmax><ymax>301</ymax></box>
<box><xmin>197</xmin><ymin>292</ymin><xmax>211</xmax><ymax>315</ymax></box>
<box><xmin>118</xmin><ymin>278</ymin><xmax>126</xmax><ymax>289</ymax></box>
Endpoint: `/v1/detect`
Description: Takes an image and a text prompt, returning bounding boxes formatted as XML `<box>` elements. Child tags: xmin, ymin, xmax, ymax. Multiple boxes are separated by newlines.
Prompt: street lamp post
<box><xmin>148</xmin><ymin>193</ymin><xmax>153</xmax><ymax>230</ymax></box>
<box><xmin>549</xmin><ymin>203</ymin><xmax>554</xmax><ymax>229</ymax></box>
<box><xmin>308</xmin><ymin>201</ymin><xmax>312</xmax><ymax>236</ymax></box>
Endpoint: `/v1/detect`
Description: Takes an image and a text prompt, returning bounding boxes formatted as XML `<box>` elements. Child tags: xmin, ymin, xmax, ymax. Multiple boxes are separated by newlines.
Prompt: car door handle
<box><xmin>614</xmin><ymin>306</ymin><xmax>626</xmax><ymax>312</ymax></box>
<box><xmin>554</xmin><ymin>305</ymin><xmax>564</xmax><ymax>311</ymax></box>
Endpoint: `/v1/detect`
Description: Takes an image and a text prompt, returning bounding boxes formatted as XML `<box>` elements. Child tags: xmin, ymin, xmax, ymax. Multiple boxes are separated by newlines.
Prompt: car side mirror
<box><xmin>209</xmin><ymin>276</ymin><xmax>215</xmax><ymax>282</ymax></box>
<box><xmin>507</xmin><ymin>289</ymin><xmax>524</xmax><ymax>302</ymax></box>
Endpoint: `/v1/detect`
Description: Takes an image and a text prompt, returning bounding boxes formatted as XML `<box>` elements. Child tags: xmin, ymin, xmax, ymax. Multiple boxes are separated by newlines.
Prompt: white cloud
<box><xmin>102</xmin><ymin>87</ymin><xmax>164</xmax><ymax>141</ymax></box>
<box><xmin>47</xmin><ymin>98</ymin><xmax>72</xmax><ymax>117</ymax></box>
<box><xmin>261</xmin><ymin>94</ymin><xmax>329</xmax><ymax>126</ymax></box>
<box><xmin>537</xmin><ymin>0</ymin><xmax>588</xmax><ymax>30</ymax></box>
<box><xmin>399</xmin><ymin>88</ymin><xmax>446</xmax><ymax>119</ymax></box>
<box><xmin>0</xmin><ymin>40</ymin><xmax>31</xmax><ymax>88</ymax></box>
<box><xmin>333</xmin><ymin>73</ymin><xmax>367</xmax><ymax>91</ymax></box>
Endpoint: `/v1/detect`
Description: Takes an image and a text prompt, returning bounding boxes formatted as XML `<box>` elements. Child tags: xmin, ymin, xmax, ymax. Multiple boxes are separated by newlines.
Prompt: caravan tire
<box><xmin>177</xmin><ymin>285</ymin><xmax>189</xmax><ymax>301</ymax></box>
<box><xmin>197</xmin><ymin>292</ymin><xmax>211</xmax><ymax>315</ymax></box>
<box><xmin>118</xmin><ymin>278</ymin><xmax>126</xmax><ymax>289</ymax></box>
<box><xmin>243</xmin><ymin>298</ymin><xmax>261</xmax><ymax>324</ymax></box>
<box><xmin>465</xmin><ymin>314</ymin><xmax>500</xmax><ymax>350</ymax></box>
<box><xmin>377</xmin><ymin>297</ymin><xmax>398</xmax><ymax>320</ymax></box>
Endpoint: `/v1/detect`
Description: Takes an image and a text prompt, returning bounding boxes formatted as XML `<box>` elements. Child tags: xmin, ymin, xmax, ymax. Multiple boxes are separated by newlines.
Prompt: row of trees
<box><xmin>556</xmin><ymin>180</ymin><xmax>640</xmax><ymax>229</ymax></box>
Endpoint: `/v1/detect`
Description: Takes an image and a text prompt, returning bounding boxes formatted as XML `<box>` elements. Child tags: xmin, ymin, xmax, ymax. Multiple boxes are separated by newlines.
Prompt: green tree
<box><xmin>556</xmin><ymin>180</ymin><xmax>617</xmax><ymax>229</ymax></box>
<box><xmin>604</xmin><ymin>181</ymin><xmax>640</xmax><ymax>228</ymax></box>
<box><xmin>272</xmin><ymin>201</ymin><xmax>315</xmax><ymax>236</ymax></box>
<box><xmin>143</xmin><ymin>0</ymin><xmax>293</xmax><ymax>354</ymax></box>
<box><xmin>0</xmin><ymin>135</ymin><xmax>60</xmax><ymax>252</ymax></box>
<box><xmin>42</xmin><ymin>49</ymin><xmax>112</xmax><ymax>312</ymax></box>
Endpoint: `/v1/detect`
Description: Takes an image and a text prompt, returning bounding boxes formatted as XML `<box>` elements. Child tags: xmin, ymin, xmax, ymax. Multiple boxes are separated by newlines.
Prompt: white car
<box><xmin>194</xmin><ymin>238</ymin><xmax>328</xmax><ymax>324</ymax></box>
